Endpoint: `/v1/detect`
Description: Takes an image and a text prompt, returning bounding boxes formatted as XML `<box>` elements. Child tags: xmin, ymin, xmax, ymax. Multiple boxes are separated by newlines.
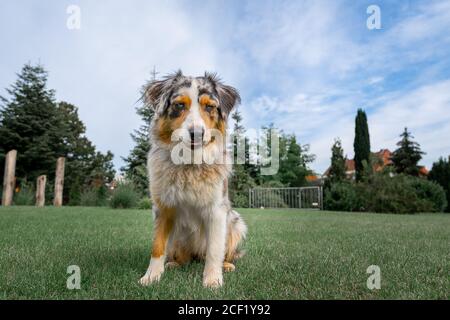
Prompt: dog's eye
<box><xmin>205</xmin><ymin>105</ymin><xmax>215</xmax><ymax>113</ymax></box>
<box><xmin>174</xmin><ymin>103</ymin><xmax>185</xmax><ymax>111</ymax></box>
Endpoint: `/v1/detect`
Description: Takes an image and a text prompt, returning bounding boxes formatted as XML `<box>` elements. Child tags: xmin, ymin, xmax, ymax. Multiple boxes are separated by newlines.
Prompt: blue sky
<box><xmin>1</xmin><ymin>0</ymin><xmax>449</xmax><ymax>174</ymax></box>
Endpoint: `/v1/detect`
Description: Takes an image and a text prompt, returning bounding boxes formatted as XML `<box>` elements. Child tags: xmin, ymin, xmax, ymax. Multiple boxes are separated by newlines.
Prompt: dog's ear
<box><xmin>216</xmin><ymin>83</ymin><xmax>241</xmax><ymax>119</ymax></box>
<box><xmin>204</xmin><ymin>72</ymin><xmax>241</xmax><ymax>119</ymax></box>
<box><xmin>143</xmin><ymin>70</ymin><xmax>183</xmax><ymax>113</ymax></box>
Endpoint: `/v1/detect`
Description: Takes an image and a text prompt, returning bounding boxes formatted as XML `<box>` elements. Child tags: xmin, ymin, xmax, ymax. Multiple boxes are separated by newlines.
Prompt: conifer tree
<box><xmin>353</xmin><ymin>109</ymin><xmax>371</xmax><ymax>181</ymax></box>
<box><xmin>391</xmin><ymin>127</ymin><xmax>425</xmax><ymax>176</ymax></box>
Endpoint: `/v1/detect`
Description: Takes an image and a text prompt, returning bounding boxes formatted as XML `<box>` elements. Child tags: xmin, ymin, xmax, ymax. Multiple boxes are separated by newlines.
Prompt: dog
<box><xmin>139</xmin><ymin>71</ymin><xmax>247</xmax><ymax>288</ymax></box>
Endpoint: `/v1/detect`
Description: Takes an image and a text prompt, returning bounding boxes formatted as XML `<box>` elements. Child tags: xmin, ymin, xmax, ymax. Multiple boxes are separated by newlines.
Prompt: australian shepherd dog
<box><xmin>139</xmin><ymin>71</ymin><xmax>247</xmax><ymax>288</ymax></box>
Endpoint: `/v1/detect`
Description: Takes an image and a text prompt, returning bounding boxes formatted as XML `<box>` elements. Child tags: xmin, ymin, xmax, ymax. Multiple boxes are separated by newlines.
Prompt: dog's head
<box><xmin>144</xmin><ymin>71</ymin><xmax>240</xmax><ymax>151</ymax></box>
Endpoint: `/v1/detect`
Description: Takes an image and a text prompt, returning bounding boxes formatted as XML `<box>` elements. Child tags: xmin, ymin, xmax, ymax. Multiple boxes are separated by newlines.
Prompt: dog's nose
<box><xmin>189</xmin><ymin>127</ymin><xmax>205</xmax><ymax>142</ymax></box>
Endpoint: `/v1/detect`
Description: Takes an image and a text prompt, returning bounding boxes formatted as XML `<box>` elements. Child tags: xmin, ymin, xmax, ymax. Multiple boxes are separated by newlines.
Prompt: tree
<box><xmin>278</xmin><ymin>135</ymin><xmax>314</xmax><ymax>187</ymax></box>
<box><xmin>391</xmin><ymin>127</ymin><xmax>425</xmax><ymax>176</ymax></box>
<box><xmin>353</xmin><ymin>108</ymin><xmax>371</xmax><ymax>181</ymax></box>
<box><xmin>0</xmin><ymin>64</ymin><xmax>64</xmax><ymax>183</ymax></box>
<box><xmin>228</xmin><ymin>109</ymin><xmax>255</xmax><ymax>207</ymax></box>
<box><xmin>121</xmin><ymin>76</ymin><xmax>156</xmax><ymax>196</ymax></box>
<box><xmin>328</xmin><ymin>138</ymin><xmax>346</xmax><ymax>184</ymax></box>
<box><xmin>428</xmin><ymin>156</ymin><xmax>450</xmax><ymax>212</ymax></box>
<box><xmin>0</xmin><ymin>64</ymin><xmax>115</xmax><ymax>204</ymax></box>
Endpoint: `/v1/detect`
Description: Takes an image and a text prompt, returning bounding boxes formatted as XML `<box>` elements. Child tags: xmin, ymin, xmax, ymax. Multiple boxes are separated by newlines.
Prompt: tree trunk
<box><xmin>2</xmin><ymin>150</ymin><xmax>17</xmax><ymax>206</ymax></box>
<box><xmin>53</xmin><ymin>157</ymin><xmax>65</xmax><ymax>207</ymax></box>
<box><xmin>36</xmin><ymin>175</ymin><xmax>47</xmax><ymax>207</ymax></box>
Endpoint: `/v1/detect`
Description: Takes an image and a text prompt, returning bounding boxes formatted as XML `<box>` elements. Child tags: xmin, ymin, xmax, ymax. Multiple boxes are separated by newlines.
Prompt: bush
<box><xmin>138</xmin><ymin>197</ymin><xmax>152</xmax><ymax>210</ymax></box>
<box><xmin>14</xmin><ymin>182</ymin><xmax>35</xmax><ymax>206</ymax></box>
<box><xmin>230</xmin><ymin>192</ymin><xmax>249</xmax><ymax>208</ymax></box>
<box><xmin>410</xmin><ymin>178</ymin><xmax>447</xmax><ymax>212</ymax></box>
<box><xmin>109</xmin><ymin>182</ymin><xmax>139</xmax><ymax>209</ymax></box>
<box><xmin>324</xmin><ymin>173</ymin><xmax>448</xmax><ymax>214</ymax></box>
<box><xmin>79</xmin><ymin>186</ymin><xmax>109</xmax><ymax>207</ymax></box>
<box><xmin>324</xmin><ymin>182</ymin><xmax>362</xmax><ymax>212</ymax></box>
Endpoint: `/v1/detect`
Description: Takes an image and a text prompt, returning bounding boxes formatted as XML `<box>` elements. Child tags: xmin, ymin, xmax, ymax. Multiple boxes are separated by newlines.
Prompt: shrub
<box><xmin>79</xmin><ymin>186</ymin><xmax>109</xmax><ymax>207</ymax></box>
<box><xmin>138</xmin><ymin>197</ymin><xmax>152</xmax><ymax>210</ymax></box>
<box><xmin>80</xmin><ymin>188</ymin><xmax>98</xmax><ymax>207</ymax></box>
<box><xmin>110</xmin><ymin>182</ymin><xmax>139</xmax><ymax>209</ymax></box>
<box><xmin>324</xmin><ymin>173</ymin><xmax>448</xmax><ymax>214</ymax></box>
<box><xmin>232</xmin><ymin>192</ymin><xmax>251</xmax><ymax>208</ymax></box>
<box><xmin>14</xmin><ymin>182</ymin><xmax>35</xmax><ymax>206</ymax></box>
<box><xmin>410</xmin><ymin>178</ymin><xmax>447</xmax><ymax>212</ymax></box>
<box><xmin>324</xmin><ymin>182</ymin><xmax>362</xmax><ymax>212</ymax></box>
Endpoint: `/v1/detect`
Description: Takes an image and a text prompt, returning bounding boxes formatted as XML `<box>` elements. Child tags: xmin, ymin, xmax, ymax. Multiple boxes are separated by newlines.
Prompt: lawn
<box><xmin>0</xmin><ymin>206</ymin><xmax>448</xmax><ymax>299</ymax></box>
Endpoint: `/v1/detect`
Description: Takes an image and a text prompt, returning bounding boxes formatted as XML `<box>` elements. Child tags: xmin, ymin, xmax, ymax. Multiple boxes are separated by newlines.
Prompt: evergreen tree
<box><xmin>428</xmin><ymin>156</ymin><xmax>450</xmax><ymax>212</ymax></box>
<box><xmin>353</xmin><ymin>108</ymin><xmax>371</xmax><ymax>181</ymax></box>
<box><xmin>278</xmin><ymin>135</ymin><xmax>314</xmax><ymax>187</ymax></box>
<box><xmin>328</xmin><ymin>138</ymin><xmax>346</xmax><ymax>183</ymax></box>
<box><xmin>228</xmin><ymin>109</ymin><xmax>255</xmax><ymax>207</ymax></box>
<box><xmin>121</xmin><ymin>96</ymin><xmax>153</xmax><ymax>196</ymax></box>
<box><xmin>0</xmin><ymin>64</ymin><xmax>64</xmax><ymax>183</ymax></box>
<box><xmin>0</xmin><ymin>64</ymin><xmax>115</xmax><ymax>204</ymax></box>
<box><xmin>391</xmin><ymin>127</ymin><xmax>425</xmax><ymax>176</ymax></box>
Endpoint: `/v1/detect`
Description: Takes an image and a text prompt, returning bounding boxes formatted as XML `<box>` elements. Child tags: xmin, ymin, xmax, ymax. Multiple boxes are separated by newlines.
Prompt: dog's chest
<box><xmin>150</xmin><ymin>156</ymin><xmax>228</xmax><ymax>208</ymax></box>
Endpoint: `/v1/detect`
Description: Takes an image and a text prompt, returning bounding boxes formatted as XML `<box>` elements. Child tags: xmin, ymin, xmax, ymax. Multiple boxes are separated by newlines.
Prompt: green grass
<box><xmin>0</xmin><ymin>206</ymin><xmax>448</xmax><ymax>299</ymax></box>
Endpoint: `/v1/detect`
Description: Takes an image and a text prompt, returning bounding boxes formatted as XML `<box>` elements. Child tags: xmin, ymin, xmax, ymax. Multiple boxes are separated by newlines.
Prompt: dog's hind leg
<box><xmin>139</xmin><ymin>201</ymin><xmax>175</xmax><ymax>286</ymax></box>
<box><xmin>224</xmin><ymin>210</ymin><xmax>247</xmax><ymax>266</ymax></box>
<box><xmin>223</xmin><ymin>262</ymin><xmax>235</xmax><ymax>272</ymax></box>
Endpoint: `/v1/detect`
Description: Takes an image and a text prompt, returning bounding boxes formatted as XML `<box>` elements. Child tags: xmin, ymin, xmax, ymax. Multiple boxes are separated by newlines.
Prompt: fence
<box><xmin>249</xmin><ymin>187</ymin><xmax>323</xmax><ymax>209</ymax></box>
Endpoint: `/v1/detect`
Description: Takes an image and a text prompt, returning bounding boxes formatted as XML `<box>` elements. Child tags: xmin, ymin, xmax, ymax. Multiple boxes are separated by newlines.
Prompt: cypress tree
<box><xmin>353</xmin><ymin>109</ymin><xmax>371</xmax><ymax>181</ymax></box>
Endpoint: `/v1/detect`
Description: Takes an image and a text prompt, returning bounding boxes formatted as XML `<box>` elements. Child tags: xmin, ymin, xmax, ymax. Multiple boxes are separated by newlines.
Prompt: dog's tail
<box><xmin>225</xmin><ymin>209</ymin><xmax>247</xmax><ymax>262</ymax></box>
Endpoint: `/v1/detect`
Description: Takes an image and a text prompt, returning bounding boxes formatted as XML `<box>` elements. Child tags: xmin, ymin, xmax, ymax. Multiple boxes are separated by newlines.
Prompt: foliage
<box><xmin>79</xmin><ymin>186</ymin><xmax>109</xmax><ymax>207</ymax></box>
<box><xmin>428</xmin><ymin>156</ymin><xmax>450</xmax><ymax>212</ymax></box>
<box><xmin>324</xmin><ymin>181</ymin><xmax>362</xmax><ymax>212</ymax></box>
<box><xmin>109</xmin><ymin>182</ymin><xmax>139</xmax><ymax>209</ymax></box>
<box><xmin>328</xmin><ymin>138</ymin><xmax>346</xmax><ymax>184</ymax></box>
<box><xmin>325</xmin><ymin>173</ymin><xmax>447</xmax><ymax>213</ymax></box>
<box><xmin>409</xmin><ymin>178</ymin><xmax>447</xmax><ymax>213</ymax></box>
<box><xmin>121</xmin><ymin>81</ymin><xmax>155</xmax><ymax>196</ymax></box>
<box><xmin>13</xmin><ymin>181</ymin><xmax>35</xmax><ymax>206</ymax></box>
<box><xmin>229</xmin><ymin>109</ymin><xmax>256</xmax><ymax>208</ymax></box>
<box><xmin>353</xmin><ymin>109</ymin><xmax>371</xmax><ymax>181</ymax></box>
<box><xmin>391</xmin><ymin>127</ymin><xmax>425</xmax><ymax>176</ymax></box>
<box><xmin>138</xmin><ymin>197</ymin><xmax>152</xmax><ymax>210</ymax></box>
<box><xmin>0</xmin><ymin>64</ymin><xmax>115</xmax><ymax>205</ymax></box>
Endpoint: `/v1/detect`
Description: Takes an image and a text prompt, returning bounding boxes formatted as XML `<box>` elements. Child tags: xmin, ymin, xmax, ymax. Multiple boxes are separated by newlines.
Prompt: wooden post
<box><xmin>36</xmin><ymin>175</ymin><xmax>46</xmax><ymax>207</ymax></box>
<box><xmin>53</xmin><ymin>157</ymin><xmax>65</xmax><ymax>207</ymax></box>
<box><xmin>2</xmin><ymin>150</ymin><xmax>17</xmax><ymax>206</ymax></box>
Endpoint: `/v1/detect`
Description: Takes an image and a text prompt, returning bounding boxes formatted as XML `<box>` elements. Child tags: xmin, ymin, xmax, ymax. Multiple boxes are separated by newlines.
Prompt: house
<box><xmin>323</xmin><ymin>149</ymin><xmax>428</xmax><ymax>179</ymax></box>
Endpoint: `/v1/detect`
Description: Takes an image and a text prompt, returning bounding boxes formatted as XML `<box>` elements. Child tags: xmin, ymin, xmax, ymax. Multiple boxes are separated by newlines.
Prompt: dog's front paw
<box><xmin>203</xmin><ymin>269</ymin><xmax>223</xmax><ymax>288</ymax></box>
<box><xmin>139</xmin><ymin>270</ymin><xmax>162</xmax><ymax>286</ymax></box>
<box><xmin>139</xmin><ymin>258</ymin><xmax>165</xmax><ymax>286</ymax></box>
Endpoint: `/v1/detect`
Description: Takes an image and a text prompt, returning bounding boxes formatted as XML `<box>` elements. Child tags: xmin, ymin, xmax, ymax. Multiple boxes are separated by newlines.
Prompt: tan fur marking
<box><xmin>151</xmin><ymin>199</ymin><xmax>175</xmax><ymax>258</ymax></box>
<box><xmin>173</xmin><ymin>95</ymin><xmax>192</xmax><ymax>107</ymax></box>
<box><xmin>199</xmin><ymin>94</ymin><xmax>226</xmax><ymax>135</ymax></box>
<box><xmin>157</xmin><ymin>114</ymin><xmax>188</xmax><ymax>144</ymax></box>
<box><xmin>225</xmin><ymin>223</ymin><xmax>243</xmax><ymax>262</ymax></box>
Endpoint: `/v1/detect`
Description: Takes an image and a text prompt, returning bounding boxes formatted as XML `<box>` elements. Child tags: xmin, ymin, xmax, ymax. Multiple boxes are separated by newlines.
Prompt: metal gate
<box><xmin>249</xmin><ymin>187</ymin><xmax>323</xmax><ymax>209</ymax></box>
